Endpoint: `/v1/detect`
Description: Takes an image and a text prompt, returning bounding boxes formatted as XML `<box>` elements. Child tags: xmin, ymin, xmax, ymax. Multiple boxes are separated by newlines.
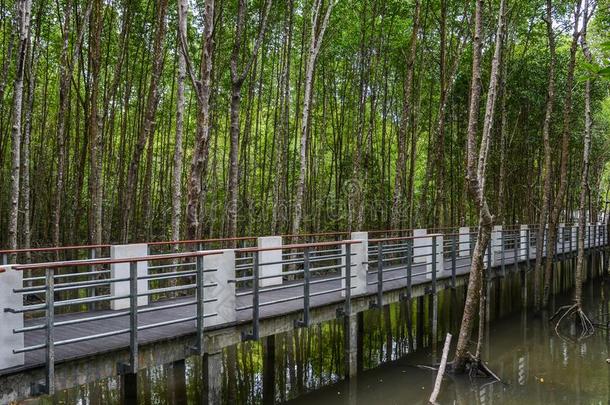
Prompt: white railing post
<box><xmin>557</xmin><ymin>223</ymin><xmax>565</xmax><ymax>254</ymax></box>
<box><xmin>110</xmin><ymin>244</ymin><xmax>149</xmax><ymax>310</ymax></box>
<box><xmin>0</xmin><ymin>266</ymin><xmax>24</xmax><ymax>369</ymax></box>
<box><xmin>413</xmin><ymin>229</ymin><xmax>428</xmax><ymax>264</ymax></box>
<box><xmin>204</xmin><ymin>249</ymin><xmax>236</xmax><ymax>327</ymax></box>
<box><xmin>520</xmin><ymin>225</ymin><xmax>528</xmax><ymax>259</ymax></box>
<box><xmin>342</xmin><ymin>232</ymin><xmax>368</xmax><ymax>296</ymax></box>
<box><xmin>458</xmin><ymin>227</ymin><xmax>470</xmax><ymax>258</ymax></box>
<box><xmin>258</xmin><ymin>236</ymin><xmax>282</xmax><ymax>287</ymax></box>
<box><xmin>491</xmin><ymin>225</ymin><xmax>503</xmax><ymax>265</ymax></box>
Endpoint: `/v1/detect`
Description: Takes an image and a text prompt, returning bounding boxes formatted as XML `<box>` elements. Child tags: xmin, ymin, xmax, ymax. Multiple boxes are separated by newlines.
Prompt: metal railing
<box><xmin>0</xmin><ymin>223</ymin><xmax>607</xmax><ymax>396</ymax></box>
<box><xmin>4</xmin><ymin>251</ymin><xmax>222</xmax><ymax>395</ymax></box>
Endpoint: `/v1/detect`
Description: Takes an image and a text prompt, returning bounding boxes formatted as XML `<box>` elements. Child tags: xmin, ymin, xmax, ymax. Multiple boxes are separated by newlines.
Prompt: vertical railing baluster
<box><xmin>501</xmin><ymin>230</ymin><xmax>505</xmax><ymax>275</ymax></box>
<box><xmin>344</xmin><ymin>243</ymin><xmax>352</xmax><ymax>316</ymax></box>
<box><xmin>431</xmin><ymin>236</ymin><xmax>437</xmax><ymax>294</ymax></box>
<box><xmin>45</xmin><ymin>267</ymin><xmax>55</xmax><ymax>395</ymax></box>
<box><xmin>451</xmin><ymin>235</ymin><xmax>456</xmax><ymax>288</ymax></box>
<box><xmin>487</xmin><ymin>239</ymin><xmax>492</xmax><ymax>273</ymax></box>
<box><xmin>89</xmin><ymin>247</ymin><xmax>97</xmax><ymax>311</ymax></box>
<box><xmin>560</xmin><ymin>227</ymin><xmax>564</xmax><ymax>257</ymax></box>
<box><xmin>526</xmin><ymin>228</ymin><xmax>530</xmax><ymax>270</ymax></box>
<box><xmin>1</xmin><ymin>253</ymin><xmax>7</xmax><ymax>266</ymax></box>
<box><xmin>377</xmin><ymin>243</ymin><xmax>383</xmax><ymax>307</ymax></box>
<box><xmin>570</xmin><ymin>226</ymin><xmax>573</xmax><ymax>257</ymax></box>
<box><xmin>513</xmin><ymin>231</ymin><xmax>518</xmax><ymax>271</ymax></box>
<box><xmin>406</xmin><ymin>239</ymin><xmax>412</xmax><ymax>299</ymax></box>
<box><xmin>303</xmin><ymin>247</ymin><xmax>310</xmax><ymax>326</ymax></box>
<box><xmin>252</xmin><ymin>251</ymin><xmax>260</xmax><ymax>339</ymax></box>
<box><xmin>129</xmin><ymin>261</ymin><xmax>138</xmax><ymax>373</ymax></box>
<box><xmin>196</xmin><ymin>254</ymin><xmax>205</xmax><ymax>353</ymax></box>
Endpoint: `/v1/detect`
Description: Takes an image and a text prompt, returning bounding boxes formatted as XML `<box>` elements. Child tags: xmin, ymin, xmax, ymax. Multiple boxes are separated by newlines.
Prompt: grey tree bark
<box><xmin>181</xmin><ymin>0</ymin><xmax>215</xmax><ymax>239</ymax></box>
<box><xmin>227</xmin><ymin>0</ymin><xmax>273</xmax><ymax>240</ymax></box>
<box><xmin>292</xmin><ymin>0</ymin><xmax>337</xmax><ymax>234</ymax></box>
<box><xmin>8</xmin><ymin>0</ymin><xmax>33</xmax><ymax>253</ymax></box>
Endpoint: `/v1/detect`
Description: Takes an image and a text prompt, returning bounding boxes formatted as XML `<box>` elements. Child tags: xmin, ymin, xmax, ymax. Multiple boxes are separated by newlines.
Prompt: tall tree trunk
<box><xmin>181</xmin><ymin>0</ymin><xmax>215</xmax><ymax>240</ymax></box>
<box><xmin>533</xmin><ymin>0</ymin><xmax>556</xmax><ymax>310</ymax></box>
<box><xmin>172</xmin><ymin>0</ymin><xmax>188</xmax><ymax>248</ymax></box>
<box><xmin>575</xmin><ymin>4</ymin><xmax>592</xmax><ymax>308</ymax></box>
<box><xmin>8</xmin><ymin>0</ymin><xmax>33</xmax><ymax>253</ymax></box>
<box><xmin>542</xmin><ymin>2</ymin><xmax>581</xmax><ymax>308</ymax></box>
<box><xmin>292</xmin><ymin>0</ymin><xmax>336</xmax><ymax>234</ymax></box>
<box><xmin>453</xmin><ymin>0</ymin><xmax>505</xmax><ymax>371</ymax></box>
<box><xmin>88</xmin><ymin>0</ymin><xmax>104</xmax><ymax>246</ymax></box>
<box><xmin>272</xmin><ymin>0</ymin><xmax>294</xmax><ymax>234</ymax></box>
<box><xmin>227</xmin><ymin>0</ymin><xmax>272</xmax><ymax>240</ymax></box>
<box><xmin>390</xmin><ymin>0</ymin><xmax>420</xmax><ymax>230</ymax></box>
<box><xmin>121</xmin><ymin>0</ymin><xmax>168</xmax><ymax>243</ymax></box>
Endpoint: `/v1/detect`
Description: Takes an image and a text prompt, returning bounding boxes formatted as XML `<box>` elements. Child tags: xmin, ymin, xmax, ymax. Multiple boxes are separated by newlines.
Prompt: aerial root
<box><xmin>445</xmin><ymin>353</ymin><xmax>502</xmax><ymax>383</ymax></box>
<box><xmin>551</xmin><ymin>303</ymin><xmax>595</xmax><ymax>341</ymax></box>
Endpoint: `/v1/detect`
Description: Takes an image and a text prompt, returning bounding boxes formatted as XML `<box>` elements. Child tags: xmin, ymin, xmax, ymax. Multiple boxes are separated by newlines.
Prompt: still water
<box><xmin>34</xmin><ymin>260</ymin><xmax>610</xmax><ymax>404</ymax></box>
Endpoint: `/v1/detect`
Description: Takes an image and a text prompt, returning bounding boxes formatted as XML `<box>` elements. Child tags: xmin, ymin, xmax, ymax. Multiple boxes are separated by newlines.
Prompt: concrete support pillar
<box><xmin>119</xmin><ymin>371</ymin><xmax>138</xmax><ymax>404</ymax></box>
<box><xmin>490</xmin><ymin>225</ymin><xmax>503</xmax><ymax>265</ymax></box>
<box><xmin>342</xmin><ymin>232</ymin><xmax>368</xmax><ymax>296</ymax></box>
<box><xmin>344</xmin><ymin>312</ymin><xmax>362</xmax><ymax>379</ymax></box>
<box><xmin>412</xmin><ymin>230</ymin><xmax>442</xmax><ymax>279</ymax></box>
<box><xmin>519</xmin><ymin>225</ymin><xmax>528</xmax><ymax>259</ymax></box>
<box><xmin>458</xmin><ymin>227</ymin><xmax>470</xmax><ymax>257</ymax></box>
<box><xmin>204</xmin><ymin>249</ymin><xmax>236</xmax><ymax>327</ymax></box>
<box><xmin>170</xmin><ymin>359</ymin><xmax>187</xmax><ymax>405</ymax></box>
<box><xmin>110</xmin><ymin>244</ymin><xmax>149</xmax><ymax>310</ymax></box>
<box><xmin>262</xmin><ymin>335</ymin><xmax>276</xmax><ymax>405</ymax></box>
<box><xmin>0</xmin><ymin>266</ymin><xmax>24</xmax><ymax>369</ymax></box>
<box><xmin>203</xmin><ymin>351</ymin><xmax>223</xmax><ymax>405</ymax></box>
<box><xmin>258</xmin><ymin>236</ymin><xmax>282</xmax><ymax>287</ymax></box>
<box><xmin>412</xmin><ymin>229</ymin><xmax>428</xmax><ymax>264</ymax></box>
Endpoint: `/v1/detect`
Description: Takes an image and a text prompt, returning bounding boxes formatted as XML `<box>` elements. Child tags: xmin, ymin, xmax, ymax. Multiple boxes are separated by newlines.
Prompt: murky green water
<box><xmin>33</xmin><ymin>257</ymin><xmax>610</xmax><ymax>404</ymax></box>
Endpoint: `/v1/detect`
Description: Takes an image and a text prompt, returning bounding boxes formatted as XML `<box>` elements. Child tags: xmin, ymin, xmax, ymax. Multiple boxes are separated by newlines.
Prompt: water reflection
<box><xmin>34</xmin><ymin>258</ymin><xmax>610</xmax><ymax>404</ymax></box>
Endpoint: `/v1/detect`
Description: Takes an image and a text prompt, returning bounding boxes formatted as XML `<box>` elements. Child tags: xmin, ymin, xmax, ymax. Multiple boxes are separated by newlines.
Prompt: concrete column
<box><xmin>412</xmin><ymin>229</ymin><xmax>428</xmax><ymax>264</ymax></box>
<box><xmin>170</xmin><ymin>359</ymin><xmax>187</xmax><ymax>405</ymax></box>
<box><xmin>491</xmin><ymin>225</ymin><xmax>503</xmax><ymax>265</ymax></box>
<box><xmin>341</xmin><ymin>232</ymin><xmax>368</xmax><ymax>297</ymax></box>
<box><xmin>344</xmin><ymin>312</ymin><xmax>362</xmax><ymax>379</ymax></box>
<box><xmin>258</xmin><ymin>236</ymin><xmax>282</xmax><ymax>287</ymax></box>
<box><xmin>0</xmin><ymin>266</ymin><xmax>24</xmax><ymax>369</ymax></box>
<box><xmin>557</xmin><ymin>223</ymin><xmax>565</xmax><ymax>254</ymax></box>
<box><xmin>262</xmin><ymin>335</ymin><xmax>276</xmax><ymax>405</ymax></box>
<box><xmin>204</xmin><ymin>249</ymin><xmax>236</xmax><ymax>327</ymax></box>
<box><xmin>110</xmin><ymin>244</ymin><xmax>149</xmax><ymax>310</ymax></box>
<box><xmin>203</xmin><ymin>351</ymin><xmax>222</xmax><ymax>405</ymax></box>
<box><xmin>458</xmin><ymin>227</ymin><xmax>470</xmax><ymax>257</ymax></box>
<box><xmin>119</xmin><ymin>371</ymin><xmax>138</xmax><ymax>403</ymax></box>
<box><xmin>519</xmin><ymin>225</ymin><xmax>528</xmax><ymax>259</ymax></box>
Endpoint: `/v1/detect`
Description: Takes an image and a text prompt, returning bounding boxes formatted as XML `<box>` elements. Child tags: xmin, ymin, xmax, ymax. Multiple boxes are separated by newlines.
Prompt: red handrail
<box><xmin>11</xmin><ymin>250</ymin><xmax>223</xmax><ymax>271</ymax></box>
<box><xmin>236</xmin><ymin>239</ymin><xmax>362</xmax><ymax>253</ymax></box>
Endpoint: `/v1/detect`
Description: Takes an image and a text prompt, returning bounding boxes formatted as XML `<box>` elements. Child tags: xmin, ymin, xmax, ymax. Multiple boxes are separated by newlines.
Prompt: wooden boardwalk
<box><xmin>14</xmin><ymin>253</ymin><xmax>513</xmax><ymax>372</ymax></box>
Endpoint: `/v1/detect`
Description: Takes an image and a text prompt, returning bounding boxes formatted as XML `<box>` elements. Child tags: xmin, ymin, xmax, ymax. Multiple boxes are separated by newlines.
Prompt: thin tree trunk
<box><xmin>88</xmin><ymin>0</ymin><xmax>104</xmax><ymax>246</ymax></box>
<box><xmin>533</xmin><ymin>0</ymin><xmax>556</xmax><ymax>310</ymax></box>
<box><xmin>227</xmin><ymin>0</ymin><xmax>272</xmax><ymax>240</ymax></box>
<box><xmin>542</xmin><ymin>2</ymin><xmax>581</xmax><ymax>307</ymax></box>
<box><xmin>8</xmin><ymin>0</ymin><xmax>33</xmax><ymax>253</ymax></box>
<box><xmin>390</xmin><ymin>0</ymin><xmax>420</xmax><ymax>230</ymax></box>
<box><xmin>181</xmin><ymin>0</ymin><xmax>215</xmax><ymax>240</ymax></box>
<box><xmin>453</xmin><ymin>0</ymin><xmax>505</xmax><ymax>371</ymax></box>
<box><xmin>575</xmin><ymin>5</ymin><xmax>592</xmax><ymax>308</ymax></box>
<box><xmin>292</xmin><ymin>0</ymin><xmax>336</xmax><ymax>234</ymax></box>
<box><xmin>172</xmin><ymin>0</ymin><xmax>187</xmax><ymax>249</ymax></box>
<box><xmin>121</xmin><ymin>0</ymin><xmax>168</xmax><ymax>243</ymax></box>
